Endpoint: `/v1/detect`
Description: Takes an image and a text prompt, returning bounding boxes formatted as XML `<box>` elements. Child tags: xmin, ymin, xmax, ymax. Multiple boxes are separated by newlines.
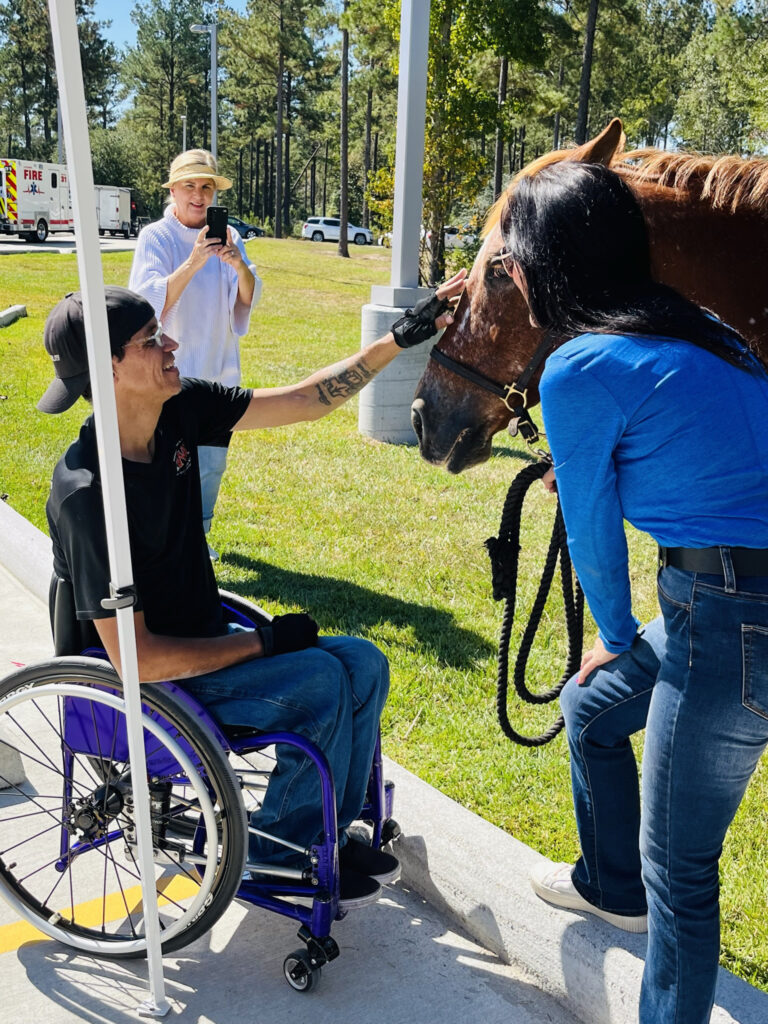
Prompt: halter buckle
<box><xmin>502</xmin><ymin>384</ymin><xmax>528</xmax><ymax>412</ymax></box>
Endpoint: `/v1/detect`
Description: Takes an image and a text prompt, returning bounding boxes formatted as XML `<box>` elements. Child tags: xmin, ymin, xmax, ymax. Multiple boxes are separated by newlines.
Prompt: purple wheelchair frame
<box><xmin>61</xmin><ymin>595</ymin><xmax>395</xmax><ymax>964</ymax></box>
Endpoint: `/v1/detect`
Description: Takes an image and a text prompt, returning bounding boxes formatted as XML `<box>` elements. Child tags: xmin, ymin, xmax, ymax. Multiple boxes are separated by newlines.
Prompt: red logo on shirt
<box><xmin>173</xmin><ymin>440</ymin><xmax>192</xmax><ymax>475</ymax></box>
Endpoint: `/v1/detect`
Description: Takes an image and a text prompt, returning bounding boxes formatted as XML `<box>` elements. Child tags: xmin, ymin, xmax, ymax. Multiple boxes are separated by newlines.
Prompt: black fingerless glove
<box><xmin>257</xmin><ymin>613</ymin><xmax>320</xmax><ymax>657</ymax></box>
<box><xmin>391</xmin><ymin>290</ymin><xmax>450</xmax><ymax>348</ymax></box>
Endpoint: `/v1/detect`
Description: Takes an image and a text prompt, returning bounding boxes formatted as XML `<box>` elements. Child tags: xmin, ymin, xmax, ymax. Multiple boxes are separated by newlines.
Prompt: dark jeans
<box><xmin>561</xmin><ymin>561</ymin><xmax>768</xmax><ymax>1023</ymax></box>
<box><xmin>183</xmin><ymin>634</ymin><xmax>389</xmax><ymax>864</ymax></box>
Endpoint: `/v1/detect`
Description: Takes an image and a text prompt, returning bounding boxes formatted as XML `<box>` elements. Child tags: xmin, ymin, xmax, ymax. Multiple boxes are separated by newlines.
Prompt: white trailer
<box><xmin>0</xmin><ymin>158</ymin><xmax>73</xmax><ymax>241</ymax></box>
<box><xmin>95</xmin><ymin>184</ymin><xmax>132</xmax><ymax>238</ymax></box>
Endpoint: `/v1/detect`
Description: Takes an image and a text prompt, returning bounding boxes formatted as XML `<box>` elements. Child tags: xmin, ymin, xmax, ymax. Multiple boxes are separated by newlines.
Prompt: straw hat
<box><xmin>162</xmin><ymin>149</ymin><xmax>232</xmax><ymax>191</ymax></box>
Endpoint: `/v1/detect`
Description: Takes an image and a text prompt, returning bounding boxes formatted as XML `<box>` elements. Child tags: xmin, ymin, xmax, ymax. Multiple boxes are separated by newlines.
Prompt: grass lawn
<box><xmin>1</xmin><ymin>237</ymin><xmax>767</xmax><ymax>990</ymax></box>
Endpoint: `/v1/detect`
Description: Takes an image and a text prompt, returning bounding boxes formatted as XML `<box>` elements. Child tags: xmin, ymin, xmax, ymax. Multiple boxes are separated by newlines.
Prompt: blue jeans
<box><xmin>561</xmin><ymin>560</ymin><xmax>768</xmax><ymax>1024</ymax></box>
<box><xmin>198</xmin><ymin>445</ymin><xmax>228</xmax><ymax>535</ymax></box>
<box><xmin>182</xmin><ymin>635</ymin><xmax>390</xmax><ymax>864</ymax></box>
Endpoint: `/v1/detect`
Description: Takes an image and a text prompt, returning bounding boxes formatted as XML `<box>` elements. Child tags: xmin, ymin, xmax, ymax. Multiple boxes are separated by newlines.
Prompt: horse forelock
<box><xmin>481</xmin><ymin>149</ymin><xmax>584</xmax><ymax>239</ymax></box>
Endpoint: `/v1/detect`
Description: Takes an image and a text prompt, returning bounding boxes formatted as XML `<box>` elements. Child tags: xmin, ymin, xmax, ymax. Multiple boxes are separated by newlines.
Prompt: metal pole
<box><xmin>47</xmin><ymin>1</ymin><xmax>170</xmax><ymax>1017</ymax></box>
<box><xmin>57</xmin><ymin>101</ymin><xmax>63</xmax><ymax>163</ymax></box>
<box><xmin>181</xmin><ymin>113</ymin><xmax>187</xmax><ymax>152</ymax></box>
<box><xmin>191</xmin><ymin>22</ymin><xmax>217</xmax><ymax>160</ymax></box>
<box><xmin>210</xmin><ymin>24</ymin><xmax>217</xmax><ymax>161</ymax></box>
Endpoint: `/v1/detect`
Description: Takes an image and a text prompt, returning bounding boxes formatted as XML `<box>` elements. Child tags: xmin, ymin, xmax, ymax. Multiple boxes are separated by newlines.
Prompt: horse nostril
<box><xmin>411</xmin><ymin>403</ymin><xmax>424</xmax><ymax>442</ymax></box>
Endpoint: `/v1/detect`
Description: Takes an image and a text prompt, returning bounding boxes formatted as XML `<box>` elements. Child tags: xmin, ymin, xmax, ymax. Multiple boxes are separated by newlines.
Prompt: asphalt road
<box><xmin>0</xmin><ymin>230</ymin><xmax>138</xmax><ymax>255</ymax></box>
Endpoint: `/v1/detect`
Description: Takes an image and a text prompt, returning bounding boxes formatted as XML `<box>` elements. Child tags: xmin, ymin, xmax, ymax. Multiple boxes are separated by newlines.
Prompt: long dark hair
<box><xmin>500</xmin><ymin>161</ymin><xmax>758</xmax><ymax>371</ymax></box>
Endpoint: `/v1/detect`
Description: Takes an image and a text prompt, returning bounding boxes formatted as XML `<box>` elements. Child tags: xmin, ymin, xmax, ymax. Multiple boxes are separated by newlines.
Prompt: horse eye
<box><xmin>487</xmin><ymin>262</ymin><xmax>508</xmax><ymax>280</ymax></box>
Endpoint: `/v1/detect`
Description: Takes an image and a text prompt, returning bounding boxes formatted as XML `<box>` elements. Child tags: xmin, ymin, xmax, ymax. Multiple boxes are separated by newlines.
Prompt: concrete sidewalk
<box><xmin>1</xmin><ymin>498</ymin><xmax>766</xmax><ymax>1024</ymax></box>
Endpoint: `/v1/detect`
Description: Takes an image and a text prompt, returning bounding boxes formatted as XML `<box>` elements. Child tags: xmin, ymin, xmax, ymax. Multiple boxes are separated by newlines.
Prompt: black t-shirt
<box><xmin>47</xmin><ymin>379</ymin><xmax>252</xmax><ymax>638</ymax></box>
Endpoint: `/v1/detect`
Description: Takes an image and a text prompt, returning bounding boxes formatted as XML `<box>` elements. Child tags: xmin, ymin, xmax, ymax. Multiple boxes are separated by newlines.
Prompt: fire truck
<box><xmin>0</xmin><ymin>159</ymin><xmax>73</xmax><ymax>241</ymax></box>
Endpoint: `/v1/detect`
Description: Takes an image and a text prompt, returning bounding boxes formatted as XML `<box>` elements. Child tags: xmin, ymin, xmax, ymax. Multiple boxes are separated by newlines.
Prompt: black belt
<box><xmin>659</xmin><ymin>546</ymin><xmax>768</xmax><ymax>575</ymax></box>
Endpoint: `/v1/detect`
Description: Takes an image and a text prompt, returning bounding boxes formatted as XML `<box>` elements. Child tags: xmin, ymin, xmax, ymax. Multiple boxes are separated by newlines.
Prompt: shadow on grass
<box><xmin>490</xmin><ymin>443</ymin><xmax>543</xmax><ymax>464</ymax></box>
<box><xmin>220</xmin><ymin>552</ymin><xmax>494</xmax><ymax>670</ymax></box>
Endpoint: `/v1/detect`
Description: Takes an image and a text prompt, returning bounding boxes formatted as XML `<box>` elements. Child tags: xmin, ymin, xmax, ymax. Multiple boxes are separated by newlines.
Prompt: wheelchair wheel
<box><xmin>284</xmin><ymin>949</ymin><xmax>321</xmax><ymax>992</ymax></box>
<box><xmin>0</xmin><ymin>659</ymin><xmax>247</xmax><ymax>958</ymax></box>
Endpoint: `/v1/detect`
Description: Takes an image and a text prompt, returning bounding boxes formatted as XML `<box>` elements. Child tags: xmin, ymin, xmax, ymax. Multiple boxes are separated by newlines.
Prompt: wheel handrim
<box><xmin>0</xmin><ymin>680</ymin><xmax>220</xmax><ymax>955</ymax></box>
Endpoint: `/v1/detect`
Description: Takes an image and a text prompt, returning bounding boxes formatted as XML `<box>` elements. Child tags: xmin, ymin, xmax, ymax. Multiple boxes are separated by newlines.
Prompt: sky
<box><xmin>92</xmin><ymin>2</ymin><xmax>250</xmax><ymax>51</ymax></box>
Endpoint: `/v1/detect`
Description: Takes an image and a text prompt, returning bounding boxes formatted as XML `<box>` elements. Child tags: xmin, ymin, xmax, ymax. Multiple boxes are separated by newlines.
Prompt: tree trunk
<box><xmin>283</xmin><ymin>71</ymin><xmax>291</xmax><ymax>233</ymax></box>
<box><xmin>553</xmin><ymin>61</ymin><xmax>564</xmax><ymax>148</ymax></box>
<box><xmin>249</xmin><ymin>138</ymin><xmax>254</xmax><ymax>213</ymax></box>
<box><xmin>519</xmin><ymin>124</ymin><xmax>526</xmax><ymax>170</ymax></box>
<box><xmin>322</xmin><ymin>138</ymin><xmax>328</xmax><ymax>216</ymax></box>
<box><xmin>310</xmin><ymin>150</ymin><xmax>316</xmax><ymax>213</ymax></box>
<box><xmin>202</xmin><ymin>69</ymin><xmax>209</xmax><ymax>150</ymax></box>
<box><xmin>575</xmin><ymin>0</ymin><xmax>600</xmax><ymax>145</ymax></box>
<box><xmin>362</xmin><ymin>82</ymin><xmax>372</xmax><ymax>228</ymax></box>
<box><xmin>337</xmin><ymin>3</ymin><xmax>350</xmax><ymax>258</ymax></box>
<box><xmin>274</xmin><ymin>46</ymin><xmax>284</xmax><ymax>238</ymax></box>
<box><xmin>19</xmin><ymin>57</ymin><xmax>32</xmax><ymax>153</ymax></box>
<box><xmin>265</xmin><ymin>137</ymin><xmax>272</xmax><ymax>225</ymax></box>
<box><xmin>373</xmin><ymin>130</ymin><xmax>379</xmax><ymax>173</ymax></box>
<box><xmin>254</xmin><ymin>139</ymin><xmax>260</xmax><ymax>220</ymax></box>
<box><xmin>238</xmin><ymin>148</ymin><xmax>243</xmax><ymax>216</ymax></box>
<box><xmin>493</xmin><ymin>56</ymin><xmax>508</xmax><ymax>200</ymax></box>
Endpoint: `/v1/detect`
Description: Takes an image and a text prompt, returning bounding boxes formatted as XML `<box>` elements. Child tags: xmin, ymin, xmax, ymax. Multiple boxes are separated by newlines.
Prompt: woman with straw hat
<box><xmin>129</xmin><ymin>149</ymin><xmax>262</xmax><ymax>558</ymax></box>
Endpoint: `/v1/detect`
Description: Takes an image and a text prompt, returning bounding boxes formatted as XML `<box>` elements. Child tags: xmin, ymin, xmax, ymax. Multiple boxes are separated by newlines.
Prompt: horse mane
<box><xmin>616</xmin><ymin>149</ymin><xmax>768</xmax><ymax>213</ymax></box>
<box><xmin>483</xmin><ymin>140</ymin><xmax>768</xmax><ymax>237</ymax></box>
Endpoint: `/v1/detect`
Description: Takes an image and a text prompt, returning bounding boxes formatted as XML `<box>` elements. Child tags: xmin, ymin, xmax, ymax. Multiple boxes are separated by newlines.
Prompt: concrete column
<box><xmin>359</xmin><ymin>301</ymin><xmax>438</xmax><ymax>445</ymax></box>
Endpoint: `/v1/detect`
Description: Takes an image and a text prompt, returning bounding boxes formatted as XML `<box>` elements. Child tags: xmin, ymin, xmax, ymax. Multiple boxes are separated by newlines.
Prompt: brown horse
<box><xmin>412</xmin><ymin>119</ymin><xmax>768</xmax><ymax>473</ymax></box>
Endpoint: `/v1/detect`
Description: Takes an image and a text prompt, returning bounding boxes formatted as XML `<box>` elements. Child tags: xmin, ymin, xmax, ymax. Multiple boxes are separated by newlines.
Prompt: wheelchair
<box><xmin>0</xmin><ymin>578</ymin><xmax>399</xmax><ymax>992</ymax></box>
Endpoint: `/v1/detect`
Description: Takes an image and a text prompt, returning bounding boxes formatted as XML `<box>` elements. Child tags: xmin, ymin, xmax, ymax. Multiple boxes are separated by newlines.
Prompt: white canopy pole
<box><xmin>47</xmin><ymin>1</ymin><xmax>170</xmax><ymax>1016</ymax></box>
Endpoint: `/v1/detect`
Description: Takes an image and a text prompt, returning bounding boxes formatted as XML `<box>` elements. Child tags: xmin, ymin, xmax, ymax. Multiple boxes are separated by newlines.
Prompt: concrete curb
<box><xmin>0</xmin><ymin>497</ymin><xmax>765</xmax><ymax>1024</ymax></box>
<box><xmin>0</xmin><ymin>304</ymin><xmax>27</xmax><ymax>327</ymax></box>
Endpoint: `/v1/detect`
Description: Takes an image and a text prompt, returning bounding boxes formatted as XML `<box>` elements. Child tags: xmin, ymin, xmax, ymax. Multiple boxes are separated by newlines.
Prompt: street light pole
<box><xmin>190</xmin><ymin>22</ymin><xmax>217</xmax><ymax>160</ymax></box>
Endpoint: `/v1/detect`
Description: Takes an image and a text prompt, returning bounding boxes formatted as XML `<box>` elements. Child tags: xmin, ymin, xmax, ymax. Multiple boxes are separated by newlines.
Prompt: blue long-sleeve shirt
<box><xmin>539</xmin><ymin>332</ymin><xmax>768</xmax><ymax>652</ymax></box>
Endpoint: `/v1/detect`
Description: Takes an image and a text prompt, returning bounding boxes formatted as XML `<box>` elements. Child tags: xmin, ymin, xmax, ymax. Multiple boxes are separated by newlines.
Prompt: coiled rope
<box><xmin>485</xmin><ymin>459</ymin><xmax>584</xmax><ymax>747</ymax></box>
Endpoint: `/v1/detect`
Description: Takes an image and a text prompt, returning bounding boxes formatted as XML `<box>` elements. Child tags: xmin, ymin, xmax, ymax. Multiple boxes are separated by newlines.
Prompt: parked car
<box><xmin>379</xmin><ymin>225</ymin><xmax>477</xmax><ymax>250</ymax></box>
<box><xmin>426</xmin><ymin>225</ymin><xmax>477</xmax><ymax>250</ymax></box>
<box><xmin>301</xmin><ymin>216</ymin><xmax>373</xmax><ymax>245</ymax></box>
<box><xmin>227</xmin><ymin>215</ymin><xmax>264</xmax><ymax>239</ymax></box>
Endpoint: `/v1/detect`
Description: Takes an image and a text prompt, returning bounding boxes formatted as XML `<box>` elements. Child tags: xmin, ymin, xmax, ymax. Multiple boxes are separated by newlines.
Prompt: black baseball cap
<box><xmin>38</xmin><ymin>286</ymin><xmax>156</xmax><ymax>414</ymax></box>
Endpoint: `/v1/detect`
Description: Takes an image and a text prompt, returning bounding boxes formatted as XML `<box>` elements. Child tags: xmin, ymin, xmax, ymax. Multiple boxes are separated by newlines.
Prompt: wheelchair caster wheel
<box><xmin>381</xmin><ymin>818</ymin><xmax>401</xmax><ymax>845</ymax></box>
<box><xmin>284</xmin><ymin>949</ymin><xmax>321</xmax><ymax>992</ymax></box>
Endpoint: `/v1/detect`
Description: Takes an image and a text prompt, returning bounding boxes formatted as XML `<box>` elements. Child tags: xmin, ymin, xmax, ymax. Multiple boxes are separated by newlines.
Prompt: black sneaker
<box><xmin>339</xmin><ymin>836</ymin><xmax>401</xmax><ymax>885</ymax></box>
<box><xmin>339</xmin><ymin>868</ymin><xmax>381</xmax><ymax>910</ymax></box>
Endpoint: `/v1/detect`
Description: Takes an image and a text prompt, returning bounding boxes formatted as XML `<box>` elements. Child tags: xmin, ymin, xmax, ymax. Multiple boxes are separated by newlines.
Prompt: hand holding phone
<box><xmin>206</xmin><ymin>205</ymin><xmax>228</xmax><ymax>244</ymax></box>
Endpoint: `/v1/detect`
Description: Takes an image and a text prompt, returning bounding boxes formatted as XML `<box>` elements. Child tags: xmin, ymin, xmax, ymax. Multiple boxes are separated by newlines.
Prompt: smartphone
<box><xmin>206</xmin><ymin>205</ymin><xmax>228</xmax><ymax>243</ymax></box>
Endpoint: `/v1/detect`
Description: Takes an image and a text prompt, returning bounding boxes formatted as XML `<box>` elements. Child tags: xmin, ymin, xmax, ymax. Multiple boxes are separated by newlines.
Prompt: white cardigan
<box><xmin>128</xmin><ymin>205</ymin><xmax>263</xmax><ymax>386</ymax></box>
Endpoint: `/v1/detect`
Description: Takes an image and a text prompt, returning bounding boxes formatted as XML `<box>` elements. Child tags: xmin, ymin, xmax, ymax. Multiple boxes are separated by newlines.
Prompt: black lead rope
<box><xmin>485</xmin><ymin>459</ymin><xmax>585</xmax><ymax>747</ymax></box>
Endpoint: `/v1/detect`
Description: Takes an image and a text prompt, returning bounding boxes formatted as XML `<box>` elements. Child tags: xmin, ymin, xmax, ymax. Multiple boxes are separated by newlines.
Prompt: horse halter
<box><xmin>429</xmin><ymin>287</ymin><xmax>556</xmax><ymax>449</ymax></box>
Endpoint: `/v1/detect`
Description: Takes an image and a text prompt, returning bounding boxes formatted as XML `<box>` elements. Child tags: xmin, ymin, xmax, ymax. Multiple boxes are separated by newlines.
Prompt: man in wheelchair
<box><xmin>37</xmin><ymin>278</ymin><xmax>464</xmax><ymax>911</ymax></box>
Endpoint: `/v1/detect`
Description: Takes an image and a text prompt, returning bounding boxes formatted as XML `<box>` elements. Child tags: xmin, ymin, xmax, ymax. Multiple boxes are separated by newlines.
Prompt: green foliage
<box><xmin>0</xmin><ymin>0</ymin><xmax>116</xmax><ymax>158</ymax></box>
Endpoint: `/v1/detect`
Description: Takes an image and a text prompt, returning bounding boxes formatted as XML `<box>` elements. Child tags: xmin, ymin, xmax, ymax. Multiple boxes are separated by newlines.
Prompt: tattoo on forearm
<box><xmin>315</xmin><ymin>357</ymin><xmax>377</xmax><ymax>406</ymax></box>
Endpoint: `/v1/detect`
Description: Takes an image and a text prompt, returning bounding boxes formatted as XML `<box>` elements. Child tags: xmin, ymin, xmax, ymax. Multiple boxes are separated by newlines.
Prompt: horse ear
<box><xmin>574</xmin><ymin>118</ymin><xmax>625</xmax><ymax>166</ymax></box>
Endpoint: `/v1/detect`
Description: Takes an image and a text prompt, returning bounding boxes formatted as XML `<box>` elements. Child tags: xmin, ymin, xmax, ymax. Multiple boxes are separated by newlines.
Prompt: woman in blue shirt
<box><xmin>498</xmin><ymin>161</ymin><xmax>768</xmax><ymax>1024</ymax></box>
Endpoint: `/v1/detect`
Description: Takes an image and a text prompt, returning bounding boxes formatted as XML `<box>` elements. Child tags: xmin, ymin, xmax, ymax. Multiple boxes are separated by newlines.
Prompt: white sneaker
<box><xmin>207</xmin><ymin>543</ymin><xmax>219</xmax><ymax>562</ymax></box>
<box><xmin>530</xmin><ymin>862</ymin><xmax>648</xmax><ymax>933</ymax></box>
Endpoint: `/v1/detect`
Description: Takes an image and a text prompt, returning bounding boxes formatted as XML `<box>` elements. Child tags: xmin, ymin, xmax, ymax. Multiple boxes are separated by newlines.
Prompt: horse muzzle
<box><xmin>411</xmin><ymin>398</ymin><xmax>493</xmax><ymax>473</ymax></box>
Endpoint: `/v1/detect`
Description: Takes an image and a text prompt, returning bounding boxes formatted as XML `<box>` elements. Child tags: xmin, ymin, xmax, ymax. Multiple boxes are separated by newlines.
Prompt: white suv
<box><xmin>301</xmin><ymin>216</ymin><xmax>372</xmax><ymax>245</ymax></box>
